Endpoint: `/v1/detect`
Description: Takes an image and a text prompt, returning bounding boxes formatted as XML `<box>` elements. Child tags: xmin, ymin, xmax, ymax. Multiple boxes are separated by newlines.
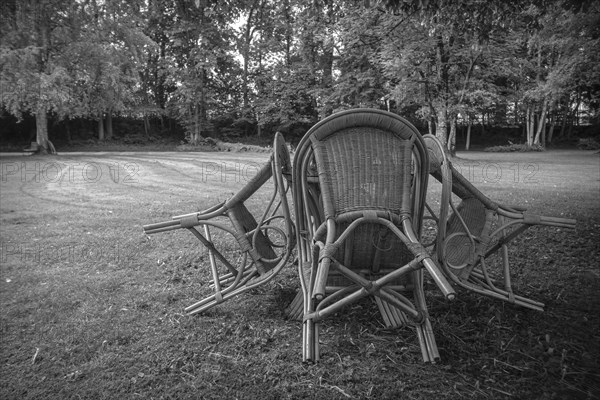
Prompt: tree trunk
<box><xmin>540</xmin><ymin>114</ymin><xmax>547</xmax><ymax>147</ymax></box>
<box><xmin>105</xmin><ymin>110</ymin><xmax>113</xmax><ymax>139</ymax></box>
<box><xmin>480</xmin><ymin>115</ymin><xmax>485</xmax><ymax>135</ymax></box>
<box><xmin>144</xmin><ymin>115</ymin><xmax>150</xmax><ymax>138</ymax></box>
<box><xmin>98</xmin><ymin>116</ymin><xmax>105</xmax><ymax>140</ymax></box>
<box><xmin>196</xmin><ymin>2</ymin><xmax>207</xmax><ymax>141</ymax></box>
<box><xmin>241</xmin><ymin>2</ymin><xmax>258</xmax><ymax>115</ymax></box>
<box><xmin>531</xmin><ymin>42</ymin><xmax>545</xmax><ymax>147</ymax></box>
<box><xmin>574</xmin><ymin>91</ymin><xmax>580</xmax><ymax>127</ymax></box>
<box><xmin>436</xmin><ymin>109</ymin><xmax>448</xmax><ymax>147</ymax></box>
<box><xmin>448</xmin><ymin>118</ymin><xmax>457</xmax><ymax>155</ymax></box>
<box><xmin>547</xmin><ymin>113</ymin><xmax>556</xmax><ymax>144</ymax></box>
<box><xmin>559</xmin><ymin>102</ymin><xmax>568</xmax><ymax>139</ymax></box>
<box><xmin>66</xmin><ymin>121</ymin><xmax>72</xmax><ymax>144</ymax></box>
<box><xmin>465</xmin><ymin>119</ymin><xmax>472</xmax><ymax>150</ymax></box>
<box><xmin>280</xmin><ymin>0</ymin><xmax>291</xmax><ymax>69</ymax></box>
<box><xmin>321</xmin><ymin>42</ymin><xmax>334</xmax><ymax>117</ymax></box>
<box><xmin>319</xmin><ymin>0</ymin><xmax>335</xmax><ymax>117</ymax></box>
<box><xmin>242</xmin><ymin>38</ymin><xmax>250</xmax><ymax>114</ymax></box>
<box><xmin>526</xmin><ymin>106</ymin><xmax>534</xmax><ymax>146</ymax></box>
<box><xmin>32</xmin><ymin>2</ymin><xmax>54</xmax><ymax>155</ymax></box>
<box><xmin>568</xmin><ymin>93</ymin><xmax>581</xmax><ymax>139</ymax></box>
<box><xmin>192</xmin><ymin>103</ymin><xmax>199</xmax><ymax>144</ymax></box>
<box><xmin>525</xmin><ymin>108</ymin><xmax>529</xmax><ymax>145</ymax></box>
<box><xmin>567</xmin><ymin>117</ymin><xmax>574</xmax><ymax>139</ymax></box>
<box><xmin>533</xmin><ymin>101</ymin><xmax>548</xmax><ymax>146</ymax></box>
<box><xmin>544</xmin><ymin>102</ymin><xmax>553</xmax><ymax>146</ymax></box>
<box><xmin>35</xmin><ymin>106</ymin><xmax>52</xmax><ymax>154</ymax></box>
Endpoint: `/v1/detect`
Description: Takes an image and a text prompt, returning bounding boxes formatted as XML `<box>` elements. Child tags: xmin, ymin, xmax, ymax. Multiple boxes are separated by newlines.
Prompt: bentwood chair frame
<box><xmin>423</xmin><ymin>134</ymin><xmax>576</xmax><ymax>311</ymax></box>
<box><xmin>143</xmin><ymin>133</ymin><xmax>295</xmax><ymax>315</ymax></box>
<box><xmin>292</xmin><ymin>109</ymin><xmax>456</xmax><ymax>363</ymax></box>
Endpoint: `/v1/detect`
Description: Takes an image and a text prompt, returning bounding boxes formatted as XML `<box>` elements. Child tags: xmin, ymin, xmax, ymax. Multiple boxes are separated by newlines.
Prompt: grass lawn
<box><xmin>1</xmin><ymin>149</ymin><xmax>598</xmax><ymax>399</ymax></box>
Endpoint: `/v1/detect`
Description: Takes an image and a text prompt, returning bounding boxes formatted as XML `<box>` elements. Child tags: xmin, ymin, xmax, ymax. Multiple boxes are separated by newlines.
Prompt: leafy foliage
<box><xmin>1</xmin><ymin>0</ymin><xmax>599</xmax><ymax>146</ymax></box>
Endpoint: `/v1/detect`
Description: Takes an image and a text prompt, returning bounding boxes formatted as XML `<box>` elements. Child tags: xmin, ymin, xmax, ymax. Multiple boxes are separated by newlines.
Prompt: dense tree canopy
<box><xmin>1</xmin><ymin>0</ymin><xmax>598</xmax><ymax>152</ymax></box>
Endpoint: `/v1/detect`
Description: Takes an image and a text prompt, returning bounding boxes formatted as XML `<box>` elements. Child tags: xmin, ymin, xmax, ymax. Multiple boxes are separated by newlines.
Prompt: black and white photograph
<box><xmin>1</xmin><ymin>0</ymin><xmax>599</xmax><ymax>398</ymax></box>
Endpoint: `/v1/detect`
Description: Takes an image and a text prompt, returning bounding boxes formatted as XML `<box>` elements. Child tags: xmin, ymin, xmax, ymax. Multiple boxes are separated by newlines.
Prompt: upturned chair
<box><xmin>423</xmin><ymin>134</ymin><xmax>576</xmax><ymax>311</ymax></box>
<box><xmin>292</xmin><ymin>109</ymin><xmax>456</xmax><ymax>363</ymax></box>
<box><xmin>143</xmin><ymin>132</ymin><xmax>295</xmax><ymax>315</ymax></box>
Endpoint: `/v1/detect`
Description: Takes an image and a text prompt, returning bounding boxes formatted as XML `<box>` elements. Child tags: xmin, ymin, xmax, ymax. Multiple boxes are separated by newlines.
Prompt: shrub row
<box><xmin>484</xmin><ymin>143</ymin><xmax>545</xmax><ymax>152</ymax></box>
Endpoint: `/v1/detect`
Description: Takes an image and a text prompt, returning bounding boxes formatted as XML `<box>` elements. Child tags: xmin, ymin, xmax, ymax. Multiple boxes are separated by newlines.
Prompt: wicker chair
<box><xmin>292</xmin><ymin>109</ymin><xmax>456</xmax><ymax>363</ymax></box>
<box><xmin>423</xmin><ymin>134</ymin><xmax>576</xmax><ymax>311</ymax></box>
<box><xmin>143</xmin><ymin>132</ymin><xmax>295</xmax><ymax>315</ymax></box>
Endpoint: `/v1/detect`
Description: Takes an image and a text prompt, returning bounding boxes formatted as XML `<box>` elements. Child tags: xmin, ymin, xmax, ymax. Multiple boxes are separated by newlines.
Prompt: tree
<box><xmin>0</xmin><ymin>0</ymin><xmax>76</xmax><ymax>153</ymax></box>
<box><xmin>1</xmin><ymin>0</ymin><xmax>152</xmax><ymax>147</ymax></box>
<box><xmin>252</xmin><ymin>0</ymin><xmax>321</xmax><ymax>134</ymax></box>
<box><xmin>165</xmin><ymin>0</ymin><xmax>239</xmax><ymax>143</ymax></box>
<box><xmin>144</xmin><ymin>0</ymin><xmax>178</xmax><ymax>112</ymax></box>
<box><xmin>376</xmin><ymin>0</ymin><xmax>524</xmax><ymax>151</ymax></box>
<box><xmin>2</xmin><ymin>0</ymin><xmax>598</xmax><ymax>147</ymax></box>
<box><xmin>529</xmin><ymin>1</ymin><xmax>600</xmax><ymax>145</ymax></box>
<box><xmin>324</xmin><ymin>3</ymin><xmax>388</xmax><ymax>113</ymax></box>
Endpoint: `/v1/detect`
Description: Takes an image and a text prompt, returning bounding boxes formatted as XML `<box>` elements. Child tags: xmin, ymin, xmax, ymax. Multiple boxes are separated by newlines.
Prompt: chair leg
<box><xmin>411</xmin><ymin>270</ymin><xmax>440</xmax><ymax>362</ymax></box>
<box><xmin>303</xmin><ymin>301</ymin><xmax>319</xmax><ymax>362</ymax></box>
<box><xmin>416</xmin><ymin>317</ymin><xmax>440</xmax><ymax>362</ymax></box>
